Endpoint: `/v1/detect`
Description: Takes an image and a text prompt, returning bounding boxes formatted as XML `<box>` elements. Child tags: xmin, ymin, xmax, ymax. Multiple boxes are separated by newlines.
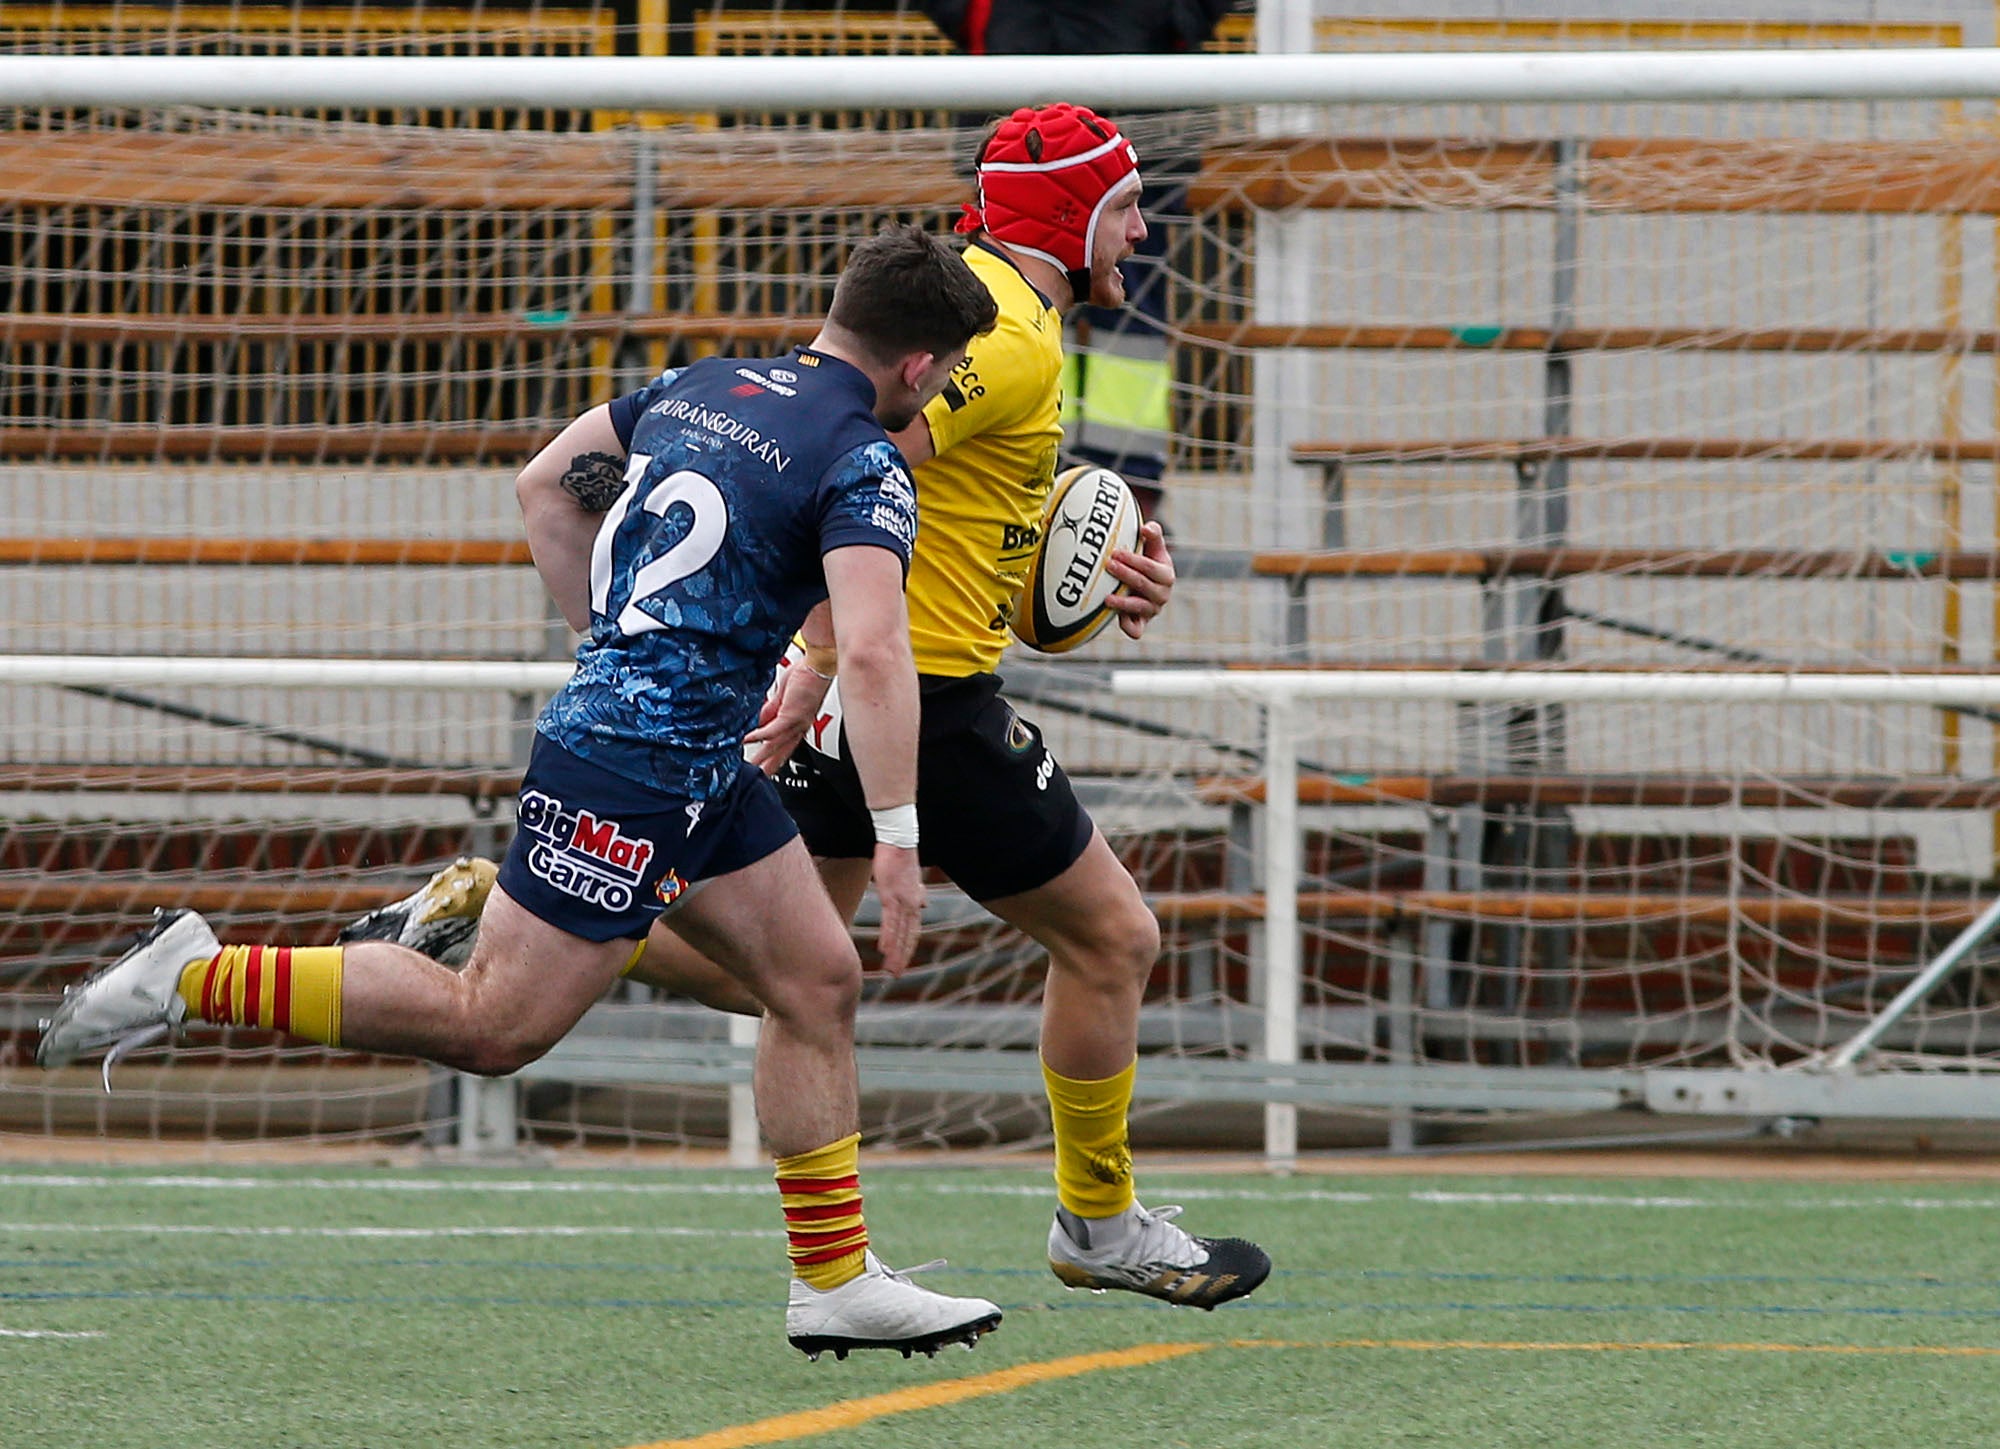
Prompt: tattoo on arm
<box><xmin>558</xmin><ymin>451</ymin><xmax>626</xmax><ymax>512</ymax></box>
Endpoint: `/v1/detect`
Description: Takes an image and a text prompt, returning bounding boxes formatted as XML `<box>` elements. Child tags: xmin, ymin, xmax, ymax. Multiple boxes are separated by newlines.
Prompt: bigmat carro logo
<box><xmin>519</xmin><ymin>789</ymin><xmax>655</xmax><ymax>910</ymax></box>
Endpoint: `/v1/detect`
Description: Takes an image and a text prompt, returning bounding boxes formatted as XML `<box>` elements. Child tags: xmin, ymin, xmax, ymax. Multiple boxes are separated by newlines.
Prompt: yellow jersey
<box><xmin>907</xmin><ymin>241</ymin><xmax>1064</xmax><ymax>677</ymax></box>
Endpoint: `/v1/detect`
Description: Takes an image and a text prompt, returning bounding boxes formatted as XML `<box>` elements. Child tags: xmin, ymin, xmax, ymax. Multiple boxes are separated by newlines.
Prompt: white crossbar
<box><xmin>0</xmin><ymin>656</ymin><xmax>570</xmax><ymax>691</ymax></box>
<box><xmin>1112</xmin><ymin>670</ymin><xmax>2000</xmax><ymax>707</ymax></box>
<box><xmin>12</xmin><ymin>659</ymin><xmax>2000</xmax><ymax>704</ymax></box>
<box><xmin>7</xmin><ymin>51</ymin><xmax>2000</xmax><ymax>112</ymax></box>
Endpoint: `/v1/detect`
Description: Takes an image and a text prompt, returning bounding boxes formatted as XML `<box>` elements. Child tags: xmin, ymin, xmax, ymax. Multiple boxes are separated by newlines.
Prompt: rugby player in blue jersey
<box><xmin>35</xmin><ymin>224</ymin><xmax>1003</xmax><ymax>1362</ymax></box>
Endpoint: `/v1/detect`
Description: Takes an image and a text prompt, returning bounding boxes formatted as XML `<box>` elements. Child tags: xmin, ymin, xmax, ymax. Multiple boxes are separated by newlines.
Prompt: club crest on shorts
<box><xmin>655</xmin><ymin>869</ymin><xmax>688</xmax><ymax>907</ymax></box>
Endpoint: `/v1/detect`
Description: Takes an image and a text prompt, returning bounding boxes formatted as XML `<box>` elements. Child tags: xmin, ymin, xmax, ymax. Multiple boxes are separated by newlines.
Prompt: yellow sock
<box><xmin>774</xmin><ymin>1132</ymin><xmax>868</xmax><ymax>1290</ymax></box>
<box><xmin>1043</xmin><ymin>1058</ymin><xmax>1137</xmax><ymax>1219</ymax></box>
<box><xmin>176</xmin><ymin>945</ymin><xmax>344</xmax><ymax>1047</ymax></box>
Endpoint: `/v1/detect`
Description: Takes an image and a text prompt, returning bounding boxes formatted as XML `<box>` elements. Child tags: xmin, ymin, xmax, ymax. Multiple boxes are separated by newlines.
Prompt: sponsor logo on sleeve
<box><xmin>870</xmin><ymin>503</ymin><xmax>917</xmax><ymax>546</ymax></box>
<box><xmin>942</xmin><ymin>362</ymin><xmax>984</xmax><ymax>412</ymax></box>
<box><xmin>518</xmin><ymin>788</ymin><xmax>657</xmax><ymax>911</ymax></box>
<box><xmin>877</xmin><ymin>463</ymin><xmax>915</xmax><ymax>508</ymax></box>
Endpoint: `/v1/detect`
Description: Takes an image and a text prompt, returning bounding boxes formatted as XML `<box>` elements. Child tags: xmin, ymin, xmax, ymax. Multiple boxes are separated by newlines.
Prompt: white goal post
<box><xmin>17</xmin><ymin>38</ymin><xmax>2000</xmax><ymax>1163</ymax></box>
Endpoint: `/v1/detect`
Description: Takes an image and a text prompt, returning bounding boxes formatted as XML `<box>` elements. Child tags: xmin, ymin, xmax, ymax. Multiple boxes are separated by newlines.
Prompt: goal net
<box><xmin>9</xmin><ymin>7</ymin><xmax>2000</xmax><ymax>1159</ymax></box>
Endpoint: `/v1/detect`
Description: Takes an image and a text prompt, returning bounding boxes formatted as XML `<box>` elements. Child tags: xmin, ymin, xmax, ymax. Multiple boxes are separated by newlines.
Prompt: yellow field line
<box><xmin>630</xmin><ymin>1335</ymin><xmax>2000</xmax><ymax>1447</ymax></box>
<box><xmin>628</xmin><ymin>1342</ymin><xmax>1211</xmax><ymax>1449</ymax></box>
<box><xmin>1234</xmin><ymin>1337</ymin><xmax>2000</xmax><ymax>1358</ymax></box>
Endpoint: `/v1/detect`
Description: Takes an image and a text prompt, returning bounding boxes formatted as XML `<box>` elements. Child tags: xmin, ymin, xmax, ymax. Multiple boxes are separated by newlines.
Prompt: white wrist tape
<box><xmin>869</xmin><ymin>803</ymin><xmax>920</xmax><ymax>850</ymax></box>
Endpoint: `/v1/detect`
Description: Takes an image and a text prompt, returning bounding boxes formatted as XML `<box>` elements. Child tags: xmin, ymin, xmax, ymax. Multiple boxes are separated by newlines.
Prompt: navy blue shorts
<box><xmin>498</xmin><ymin>733</ymin><xmax>799</xmax><ymax>942</ymax></box>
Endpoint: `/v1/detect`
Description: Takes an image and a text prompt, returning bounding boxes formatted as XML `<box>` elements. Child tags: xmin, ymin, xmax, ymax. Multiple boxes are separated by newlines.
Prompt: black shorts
<box><xmin>776</xmin><ymin>673</ymin><xmax>1093</xmax><ymax>902</ymax></box>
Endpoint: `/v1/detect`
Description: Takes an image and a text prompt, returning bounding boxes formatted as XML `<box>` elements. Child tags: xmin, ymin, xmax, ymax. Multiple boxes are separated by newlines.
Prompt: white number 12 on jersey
<box><xmin>587</xmin><ymin>453</ymin><xmax>729</xmax><ymax>637</ymax></box>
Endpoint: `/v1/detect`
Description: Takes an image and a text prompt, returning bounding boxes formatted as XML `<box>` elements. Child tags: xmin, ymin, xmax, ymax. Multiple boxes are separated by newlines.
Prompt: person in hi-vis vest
<box><xmin>920</xmin><ymin>0</ymin><xmax>1240</xmax><ymax>527</ymax></box>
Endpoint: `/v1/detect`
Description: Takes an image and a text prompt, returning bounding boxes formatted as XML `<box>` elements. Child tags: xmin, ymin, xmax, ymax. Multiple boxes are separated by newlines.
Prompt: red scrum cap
<box><xmin>956</xmin><ymin>103</ymin><xmax>1141</xmax><ymax>295</ymax></box>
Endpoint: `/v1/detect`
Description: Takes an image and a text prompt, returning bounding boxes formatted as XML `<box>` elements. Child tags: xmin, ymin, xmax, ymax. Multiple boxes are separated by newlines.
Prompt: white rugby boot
<box><xmin>336</xmin><ymin>856</ymin><xmax>496</xmax><ymax>967</ymax></box>
<box><xmin>785</xmin><ymin>1252</ymin><xmax>1002</xmax><ymax>1362</ymax></box>
<box><xmin>36</xmin><ymin>908</ymin><xmax>221</xmax><ymax>1076</ymax></box>
<box><xmin>1048</xmin><ymin>1201</ymin><xmax>1271</xmax><ymax>1310</ymax></box>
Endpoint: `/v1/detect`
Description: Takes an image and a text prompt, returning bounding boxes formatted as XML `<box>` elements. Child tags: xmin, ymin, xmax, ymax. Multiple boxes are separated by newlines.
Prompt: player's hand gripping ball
<box><xmin>1009</xmin><ymin>465</ymin><xmax>1142</xmax><ymax>654</ymax></box>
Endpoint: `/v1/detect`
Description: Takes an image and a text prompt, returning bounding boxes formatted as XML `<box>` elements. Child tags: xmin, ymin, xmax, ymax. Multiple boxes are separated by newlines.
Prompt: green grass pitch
<box><xmin>4</xmin><ymin>1161</ymin><xmax>1999</xmax><ymax>1447</ymax></box>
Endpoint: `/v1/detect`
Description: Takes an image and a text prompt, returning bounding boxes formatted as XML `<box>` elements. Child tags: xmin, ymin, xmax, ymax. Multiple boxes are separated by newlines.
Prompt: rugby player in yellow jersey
<box><xmin>353</xmin><ymin>106</ymin><xmax>1270</xmax><ymax>1310</ymax></box>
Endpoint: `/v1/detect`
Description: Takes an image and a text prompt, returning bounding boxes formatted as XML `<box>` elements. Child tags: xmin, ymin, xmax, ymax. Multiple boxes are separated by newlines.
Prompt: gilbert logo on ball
<box><xmin>1010</xmin><ymin>465</ymin><xmax>1140</xmax><ymax>654</ymax></box>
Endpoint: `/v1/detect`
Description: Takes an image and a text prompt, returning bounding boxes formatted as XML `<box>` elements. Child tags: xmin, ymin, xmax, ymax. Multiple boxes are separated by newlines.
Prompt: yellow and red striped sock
<box><xmin>774</xmin><ymin>1132</ymin><xmax>868</xmax><ymax>1290</ymax></box>
<box><xmin>176</xmin><ymin>945</ymin><xmax>344</xmax><ymax>1047</ymax></box>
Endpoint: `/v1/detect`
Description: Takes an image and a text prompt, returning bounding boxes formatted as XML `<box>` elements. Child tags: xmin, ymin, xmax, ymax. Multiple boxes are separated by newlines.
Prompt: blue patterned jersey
<box><xmin>536</xmin><ymin>347</ymin><xmax>918</xmax><ymax>798</ymax></box>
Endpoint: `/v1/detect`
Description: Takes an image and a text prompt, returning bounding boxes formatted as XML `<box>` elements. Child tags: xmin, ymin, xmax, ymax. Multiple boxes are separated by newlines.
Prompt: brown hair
<box><xmin>827</xmin><ymin>223</ymin><xmax>998</xmax><ymax>365</ymax></box>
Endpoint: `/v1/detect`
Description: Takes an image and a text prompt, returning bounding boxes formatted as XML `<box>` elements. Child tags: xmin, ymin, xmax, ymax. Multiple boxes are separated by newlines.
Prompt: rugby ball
<box><xmin>1010</xmin><ymin>465</ymin><xmax>1142</xmax><ymax>654</ymax></box>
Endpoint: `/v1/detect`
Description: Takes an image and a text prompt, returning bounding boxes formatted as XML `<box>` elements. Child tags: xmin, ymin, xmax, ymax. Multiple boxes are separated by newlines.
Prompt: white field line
<box><xmin>0</xmin><ymin>1327</ymin><xmax>104</xmax><ymax>1339</ymax></box>
<box><xmin>3</xmin><ymin>1174</ymin><xmax>1998</xmax><ymax>1212</ymax></box>
<box><xmin>0</xmin><ymin>1174</ymin><xmax>774</xmax><ymax>1194</ymax></box>
<box><xmin>0</xmin><ymin>1223</ymin><xmax>777</xmax><ymax>1238</ymax></box>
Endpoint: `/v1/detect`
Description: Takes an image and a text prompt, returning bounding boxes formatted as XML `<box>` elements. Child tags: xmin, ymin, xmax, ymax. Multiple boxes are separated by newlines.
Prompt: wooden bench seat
<box><xmin>1188</xmin><ymin>136</ymin><xmax>2000</xmax><ymax>216</ymax></box>
<box><xmin>0</xmin><ymin>129</ymin><xmax>962</xmax><ymax>213</ymax></box>
<box><xmin>1292</xmin><ymin>437</ymin><xmax>2000</xmax><ymax>467</ymax></box>
<box><xmin>65</xmin><ymin>315</ymin><xmax>1998</xmax><ymax>360</ymax></box>
<box><xmin>19</xmin><ymin>428</ymin><xmax>1974</xmax><ymax>470</ymax></box>
<box><xmin>0</xmin><ymin>427</ymin><xmax>549</xmax><ymax>463</ymax></box>
<box><xmin>5</xmin><ymin>311</ymin><xmax>819</xmax><ymax>347</ymax></box>
<box><xmin>0</xmin><ymin>879</ymin><xmax>417</xmax><ymax>916</ymax></box>
<box><xmin>1179</xmin><ymin>322</ymin><xmax>2000</xmax><ymax>355</ymax></box>
<box><xmin>0</xmin><ymin>879</ymin><xmax>1971</xmax><ymax>930</ymax></box>
<box><xmin>1196</xmin><ymin>773</ymin><xmax>2000</xmax><ymax>811</ymax></box>
<box><xmin>0</xmin><ymin>538</ymin><xmax>534</xmax><ymax>567</ymax></box>
<box><xmin>1155</xmin><ymin>891</ymin><xmax>1978</xmax><ymax>928</ymax></box>
<box><xmin>0</xmin><ymin>763</ymin><xmax>519</xmax><ymax>800</ymax></box>
<box><xmin>1243</xmin><ymin>548</ymin><xmax>2000</xmax><ymax>582</ymax></box>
